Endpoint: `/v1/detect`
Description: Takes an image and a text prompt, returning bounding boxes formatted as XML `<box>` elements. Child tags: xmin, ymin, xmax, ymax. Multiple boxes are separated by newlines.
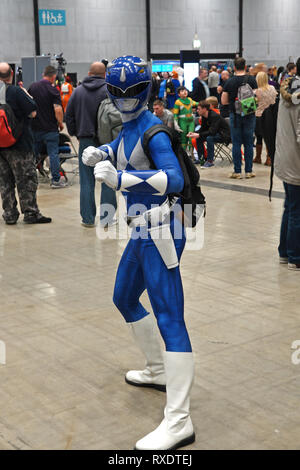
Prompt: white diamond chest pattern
<box><xmin>117</xmin><ymin>138</ymin><xmax>151</xmax><ymax>171</ymax></box>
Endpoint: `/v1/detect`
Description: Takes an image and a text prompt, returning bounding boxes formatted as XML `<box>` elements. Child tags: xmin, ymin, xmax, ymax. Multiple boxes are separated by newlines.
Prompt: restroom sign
<box><xmin>39</xmin><ymin>9</ymin><xmax>66</xmax><ymax>26</ymax></box>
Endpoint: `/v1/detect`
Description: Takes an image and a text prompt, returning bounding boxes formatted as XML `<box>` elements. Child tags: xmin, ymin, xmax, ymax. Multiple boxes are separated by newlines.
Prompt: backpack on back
<box><xmin>235</xmin><ymin>76</ymin><xmax>257</xmax><ymax>116</ymax></box>
<box><xmin>142</xmin><ymin>124</ymin><xmax>206</xmax><ymax>228</ymax></box>
<box><xmin>97</xmin><ymin>98</ymin><xmax>123</xmax><ymax>145</ymax></box>
<box><xmin>0</xmin><ymin>83</ymin><xmax>23</xmax><ymax>148</ymax></box>
<box><xmin>166</xmin><ymin>78</ymin><xmax>175</xmax><ymax>96</ymax></box>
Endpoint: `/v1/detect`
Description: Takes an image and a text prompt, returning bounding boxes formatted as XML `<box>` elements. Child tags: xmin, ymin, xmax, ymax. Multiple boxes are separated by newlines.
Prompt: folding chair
<box><xmin>214</xmin><ymin>142</ymin><xmax>233</xmax><ymax>163</ymax></box>
<box><xmin>36</xmin><ymin>133</ymin><xmax>79</xmax><ymax>185</ymax></box>
<box><xmin>58</xmin><ymin>133</ymin><xmax>79</xmax><ymax>184</ymax></box>
<box><xmin>214</xmin><ymin>141</ymin><xmax>246</xmax><ymax>164</ymax></box>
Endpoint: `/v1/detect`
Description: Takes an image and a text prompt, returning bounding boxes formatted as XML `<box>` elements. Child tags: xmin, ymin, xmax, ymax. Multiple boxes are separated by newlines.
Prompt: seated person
<box><xmin>191</xmin><ymin>96</ymin><xmax>219</xmax><ymax>164</ymax></box>
<box><xmin>187</xmin><ymin>100</ymin><xmax>231</xmax><ymax>168</ymax></box>
<box><xmin>153</xmin><ymin>99</ymin><xmax>175</xmax><ymax>129</ymax></box>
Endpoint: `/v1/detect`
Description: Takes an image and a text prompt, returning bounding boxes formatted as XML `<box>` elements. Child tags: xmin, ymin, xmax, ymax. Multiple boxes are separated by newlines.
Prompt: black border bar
<box><xmin>33</xmin><ymin>0</ymin><xmax>41</xmax><ymax>56</ymax></box>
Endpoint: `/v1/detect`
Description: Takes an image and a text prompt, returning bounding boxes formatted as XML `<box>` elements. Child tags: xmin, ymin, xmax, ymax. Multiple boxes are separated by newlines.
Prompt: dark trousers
<box><xmin>196</xmin><ymin>134</ymin><xmax>223</xmax><ymax>161</ymax></box>
<box><xmin>229</xmin><ymin>113</ymin><xmax>256</xmax><ymax>173</ymax></box>
<box><xmin>255</xmin><ymin>116</ymin><xmax>263</xmax><ymax>146</ymax></box>
<box><xmin>78</xmin><ymin>137</ymin><xmax>117</xmax><ymax>225</ymax></box>
<box><xmin>279</xmin><ymin>182</ymin><xmax>300</xmax><ymax>264</ymax></box>
<box><xmin>0</xmin><ymin>149</ymin><xmax>39</xmax><ymax>222</ymax></box>
<box><xmin>33</xmin><ymin>131</ymin><xmax>60</xmax><ymax>182</ymax></box>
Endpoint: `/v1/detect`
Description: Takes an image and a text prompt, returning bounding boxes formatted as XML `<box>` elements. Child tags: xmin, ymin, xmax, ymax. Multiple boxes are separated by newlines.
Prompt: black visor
<box><xmin>107</xmin><ymin>81</ymin><xmax>149</xmax><ymax>98</ymax></box>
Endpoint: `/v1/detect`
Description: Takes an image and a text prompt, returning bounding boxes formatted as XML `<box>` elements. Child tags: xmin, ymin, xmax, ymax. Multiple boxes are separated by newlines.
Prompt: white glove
<box><xmin>94</xmin><ymin>160</ymin><xmax>118</xmax><ymax>189</ymax></box>
<box><xmin>82</xmin><ymin>146</ymin><xmax>106</xmax><ymax>167</ymax></box>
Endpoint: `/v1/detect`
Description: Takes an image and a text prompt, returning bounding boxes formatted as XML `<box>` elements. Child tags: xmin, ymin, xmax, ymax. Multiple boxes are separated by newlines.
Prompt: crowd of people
<box><xmin>149</xmin><ymin>59</ymin><xmax>298</xmax><ymax>176</ymax></box>
<box><xmin>0</xmin><ymin>55</ymin><xmax>299</xmax><ymax>271</ymax></box>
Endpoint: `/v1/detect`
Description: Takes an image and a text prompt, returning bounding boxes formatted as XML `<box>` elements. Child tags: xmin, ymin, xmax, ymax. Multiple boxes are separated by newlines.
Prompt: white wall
<box><xmin>243</xmin><ymin>0</ymin><xmax>300</xmax><ymax>65</ymax></box>
<box><xmin>38</xmin><ymin>0</ymin><xmax>147</xmax><ymax>62</ymax></box>
<box><xmin>0</xmin><ymin>0</ymin><xmax>147</xmax><ymax>64</ymax></box>
<box><xmin>150</xmin><ymin>0</ymin><xmax>239</xmax><ymax>54</ymax></box>
<box><xmin>1</xmin><ymin>0</ymin><xmax>299</xmax><ymax>70</ymax></box>
<box><xmin>0</xmin><ymin>0</ymin><xmax>35</xmax><ymax>62</ymax></box>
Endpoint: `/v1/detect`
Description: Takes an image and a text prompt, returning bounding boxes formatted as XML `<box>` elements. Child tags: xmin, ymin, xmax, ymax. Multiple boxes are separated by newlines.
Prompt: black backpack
<box><xmin>142</xmin><ymin>124</ymin><xmax>206</xmax><ymax>227</ymax></box>
<box><xmin>166</xmin><ymin>78</ymin><xmax>175</xmax><ymax>96</ymax></box>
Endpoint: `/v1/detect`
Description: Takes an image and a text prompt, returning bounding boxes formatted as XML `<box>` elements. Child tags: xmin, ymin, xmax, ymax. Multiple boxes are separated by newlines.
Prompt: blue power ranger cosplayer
<box><xmin>82</xmin><ymin>56</ymin><xmax>195</xmax><ymax>451</ymax></box>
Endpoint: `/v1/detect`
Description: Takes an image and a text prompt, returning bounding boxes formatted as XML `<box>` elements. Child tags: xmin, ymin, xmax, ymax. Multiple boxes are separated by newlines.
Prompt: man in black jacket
<box><xmin>0</xmin><ymin>62</ymin><xmax>51</xmax><ymax>225</ymax></box>
<box><xmin>65</xmin><ymin>62</ymin><xmax>113</xmax><ymax>227</ymax></box>
<box><xmin>188</xmin><ymin>100</ymin><xmax>231</xmax><ymax>167</ymax></box>
<box><xmin>191</xmin><ymin>69</ymin><xmax>210</xmax><ymax>102</ymax></box>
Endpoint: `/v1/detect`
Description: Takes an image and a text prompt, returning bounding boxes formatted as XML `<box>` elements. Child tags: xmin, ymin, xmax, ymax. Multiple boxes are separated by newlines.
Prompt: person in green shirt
<box><xmin>173</xmin><ymin>86</ymin><xmax>198</xmax><ymax>152</ymax></box>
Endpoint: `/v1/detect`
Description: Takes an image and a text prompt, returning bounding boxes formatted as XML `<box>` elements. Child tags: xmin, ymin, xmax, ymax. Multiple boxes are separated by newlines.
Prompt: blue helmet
<box><xmin>106</xmin><ymin>55</ymin><xmax>151</xmax><ymax>113</ymax></box>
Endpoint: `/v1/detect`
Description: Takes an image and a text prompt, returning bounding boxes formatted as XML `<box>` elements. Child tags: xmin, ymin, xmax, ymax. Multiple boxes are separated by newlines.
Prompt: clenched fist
<box><xmin>94</xmin><ymin>160</ymin><xmax>118</xmax><ymax>189</ymax></box>
<box><xmin>82</xmin><ymin>146</ymin><xmax>106</xmax><ymax>167</ymax></box>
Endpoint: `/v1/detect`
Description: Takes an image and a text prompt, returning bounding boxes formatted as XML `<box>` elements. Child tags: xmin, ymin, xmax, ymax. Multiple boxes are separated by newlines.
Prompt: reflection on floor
<box><xmin>0</xmin><ymin>154</ymin><xmax>299</xmax><ymax>450</ymax></box>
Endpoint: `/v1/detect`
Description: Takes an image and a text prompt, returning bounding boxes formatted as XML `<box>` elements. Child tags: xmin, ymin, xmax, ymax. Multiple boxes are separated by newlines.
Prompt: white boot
<box><xmin>126</xmin><ymin>315</ymin><xmax>166</xmax><ymax>392</ymax></box>
<box><xmin>135</xmin><ymin>351</ymin><xmax>195</xmax><ymax>450</ymax></box>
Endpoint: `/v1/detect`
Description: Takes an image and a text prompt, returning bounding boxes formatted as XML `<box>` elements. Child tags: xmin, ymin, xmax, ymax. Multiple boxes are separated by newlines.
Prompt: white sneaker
<box><xmin>229</xmin><ymin>172</ymin><xmax>242</xmax><ymax>179</ymax></box>
<box><xmin>51</xmin><ymin>178</ymin><xmax>68</xmax><ymax>189</ymax></box>
<box><xmin>81</xmin><ymin>222</ymin><xmax>95</xmax><ymax>228</ymax></box>
<box><xmin>288</xmin><ymin>263</ymin><xmax>300</xmax><ymax>271</ymax></box>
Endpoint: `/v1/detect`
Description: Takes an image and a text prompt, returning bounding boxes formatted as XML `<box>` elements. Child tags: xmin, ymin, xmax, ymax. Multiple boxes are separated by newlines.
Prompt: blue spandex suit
<box><xmin>100</xmin><ymin>109</ymin><xmax>192</xmax><ymax>353</ymax></box>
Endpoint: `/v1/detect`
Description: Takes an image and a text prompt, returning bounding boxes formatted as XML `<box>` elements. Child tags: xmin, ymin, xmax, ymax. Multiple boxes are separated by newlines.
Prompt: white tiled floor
<box><xmin>0</xmin><ymin>149</ymin><xmax>299</xmax><ymax>450</ymax></box>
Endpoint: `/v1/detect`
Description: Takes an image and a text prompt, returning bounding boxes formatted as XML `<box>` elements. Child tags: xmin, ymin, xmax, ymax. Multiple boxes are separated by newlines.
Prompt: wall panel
<box><xmin>0</xmin><ymin>0</ymin><xmax>35</xmax><ymax>62</ymax></box>
<box><xmin>150</xmin><ymin>0</ymin><xmax>239</xmax><ymax>55</ymax></box>
<box><xmin>243</xmin><ymin>0</ymin><xmax>300</xmax><ymax>64</ymax></box>
<box><xmin>0</xmin><ymin>1</ymin><xmax>299</xmax><ymax>70</ymax></box>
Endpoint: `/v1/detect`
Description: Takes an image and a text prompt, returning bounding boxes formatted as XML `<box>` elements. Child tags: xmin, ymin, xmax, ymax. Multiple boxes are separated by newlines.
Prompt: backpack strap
<box><xmin>142</xmin><ymin>124</ymin><xmax>174</xmax><ymax>168</ymax></box>
<box><xmin>143</xmin><ymin>123</ymin><xmax>196</xmax><ymax>202</ymax></box>
<box><xmin>143</xmin><ymin>124</ymin><xmax>173</xmax><ymax>149</ymax></box>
